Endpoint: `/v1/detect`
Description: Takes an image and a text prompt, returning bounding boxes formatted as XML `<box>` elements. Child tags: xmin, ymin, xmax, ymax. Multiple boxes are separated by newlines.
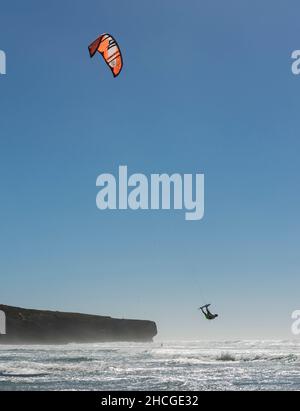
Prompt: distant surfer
<box><xmin>199</xmin><ymin>304</ymin><xmax>218</xmax><ymax>320</ymax></box>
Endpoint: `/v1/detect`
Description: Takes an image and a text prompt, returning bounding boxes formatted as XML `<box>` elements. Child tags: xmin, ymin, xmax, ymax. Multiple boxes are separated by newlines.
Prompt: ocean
<box><xmin>0</xmin><ymin>340</ymin><xmax>299</xmax><ymax>391</ymax></box>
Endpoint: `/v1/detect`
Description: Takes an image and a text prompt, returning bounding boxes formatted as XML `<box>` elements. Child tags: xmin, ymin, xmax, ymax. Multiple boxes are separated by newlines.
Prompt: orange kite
<box><xmin>88</xmin><ymin>33</ymin><xmax>123</xmax><ymax>77</ymax></box>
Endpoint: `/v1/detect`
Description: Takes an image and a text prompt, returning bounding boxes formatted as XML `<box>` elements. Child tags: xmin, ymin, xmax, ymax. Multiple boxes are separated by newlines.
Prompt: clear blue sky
<box><xmin>1</xmin><ymin>0</ymin><xmax>299</xmax><ymax>339</ymax></box>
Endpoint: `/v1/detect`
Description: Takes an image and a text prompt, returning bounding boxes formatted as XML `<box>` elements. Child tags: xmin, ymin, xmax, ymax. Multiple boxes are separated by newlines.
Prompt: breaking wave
<box><xmin>215</xmin><ymin>352</ymin><xmax>298</xmax><ymax>363</ymax></box>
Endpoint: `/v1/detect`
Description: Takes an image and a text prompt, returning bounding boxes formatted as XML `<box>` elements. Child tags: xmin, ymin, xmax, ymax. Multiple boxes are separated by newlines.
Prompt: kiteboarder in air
<box><xmin>199</xmin><ymin>304</ymin><xmax>218</xmax><ymax>320</ymax></box>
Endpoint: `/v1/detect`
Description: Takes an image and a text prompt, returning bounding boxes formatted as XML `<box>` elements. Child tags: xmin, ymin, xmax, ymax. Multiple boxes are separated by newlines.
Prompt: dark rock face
<box><xmin>0</xmin><ymin>305</ymin><xmax>157</xmax><ymax>344</ymax></box>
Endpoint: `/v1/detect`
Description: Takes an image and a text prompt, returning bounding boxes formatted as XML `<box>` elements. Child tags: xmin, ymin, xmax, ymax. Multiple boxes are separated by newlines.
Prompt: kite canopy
<box><xmin>88</xmin><ymin>33</ymin><xmax>123</xmax><ymax>77</ymax></box>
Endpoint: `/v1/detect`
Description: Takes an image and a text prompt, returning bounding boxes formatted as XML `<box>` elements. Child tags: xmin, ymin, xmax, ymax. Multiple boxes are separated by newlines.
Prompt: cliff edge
<box><xmin>0</xmin><ymin>305</ymin><xmax>157</xmax><ymax>344</ymax></box>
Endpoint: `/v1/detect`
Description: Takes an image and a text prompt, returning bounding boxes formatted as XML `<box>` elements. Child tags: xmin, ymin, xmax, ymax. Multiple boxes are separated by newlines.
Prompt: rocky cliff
<box><xmin>0</xmin><ymin>305</ymin><xmax>157</xmax><ymax>344</ymax></box>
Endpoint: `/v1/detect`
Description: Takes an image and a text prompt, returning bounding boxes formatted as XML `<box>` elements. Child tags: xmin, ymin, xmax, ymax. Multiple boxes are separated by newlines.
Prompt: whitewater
<box><xmin>0</xmin><ymin>340</ymin><xmax>299</xmax><ymax>391</ymax></box>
